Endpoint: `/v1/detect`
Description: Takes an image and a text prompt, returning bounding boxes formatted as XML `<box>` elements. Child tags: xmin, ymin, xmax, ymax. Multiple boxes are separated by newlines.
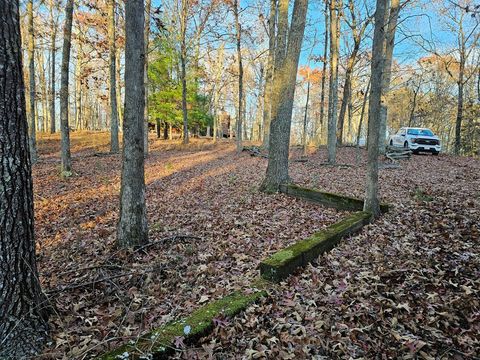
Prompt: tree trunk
<box><xmin>117</xmin><ymin>0</ymin><xmax>148</xmax><ymax>248</ymax></box>
<box><xmin>363</xmin><ymin>0</ymin><xmax>387</xmax><ymax>217</ymax></box>
<box><xmin>357</xmin><ymin>79</ymin><xmax>370</xmax><ymax>146</ymax></box>
<box><xmin>261</xmin><ymin>0</ymin><xmax>309</xmax><ymax>192</ymax></box>
<box><xmin>49</xmin><ymin>0</ymin><xmax>57</xmax><ymax>134</ymax></box>
<box><xmin>337</xmin><ymin>47</ymin><xmax>359</xmax><ymax>146</ymax></box>
<box><xmin>454</xmin><ymin>79</ymin><xmax>464</xmax><ymax>155</ymax></box>
<box><xmin>233</xmin><ymin>0</ymin><xmax>243</xmax><ymax>152</ymax></box>
<box><xmin>163</xmin><ymin>121</ymin><xmax>168</xmax><ymax>139</ymax></box>
<box><xmin>144</xmin><ymin>0</ymin><xmax>151</xmax><ymax>155</ymax></box>
<box><xmin>38</xmin><ymin>51</ymin><xmax>48</xmax><ymax>133</ymax></box>
<box><xmin>60</xmin><ymin>0</ymin><xmax>74</xmax><ymax>175</ymax></box>
<box><xmin>156</xmin><ymin>118</ymin><xmax>161</xmax><ymax>138</ymax></box>
<box><xmin>0</xmin><ymin>2</ymin><xmax>49</xmax><ymax>357</ymax></box>
<box><xmin>378</xmin><ymin>0</ymin><xmax>399</xmax><ymax>153</ymax></box>
<box><xmin>180</xmin><ymin>0</ymin><xmax>189</xmax><ymax>144</ymax></box>
<box><xmin>27</xmin><ymin>0</ymin><xmax>37</xmax><ymax>163</ymax></box>
<box><xmin>327</xmin><ymin>0</ymin><xmax>340</xmax><ymax>163</ymax></box>
<box><xmin>109</xmin><ymin>0</ymin><xmax>120</xmax><ymax>153</ymax></box>
<box><xmin>302</xmin><ymin>77</ymin><xmax>311</xmax><ymax>154</ymax></box>
<box><xmin>318</xmin><ymin>0</ymin><xmax>329</xmax><ymax>144</ymax></box>
<box><xmin>116</xmin><ymin>46</ymin><xmax>123</xmax><ymax>130</ymax></box>
<box><xmin>262</xmin><ymin>0</ymin><xmax>277</xmax><ymax>148</ymax></box>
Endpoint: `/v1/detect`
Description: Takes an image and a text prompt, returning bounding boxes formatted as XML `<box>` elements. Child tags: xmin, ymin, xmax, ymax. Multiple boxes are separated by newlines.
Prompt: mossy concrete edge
<box><xmin>280</xmin><ymin>183</ymin><xmax>390</xmax><ymax>213</ymax></box>
<box><xmin>98</xmin><ymin>290</ymin><xmax>266</xmax><ymax>360</ymax></box>
<box><xmin>260</xmin><ymin>211</ymin><xmax>372</xmax><ymax>282</ymax></box>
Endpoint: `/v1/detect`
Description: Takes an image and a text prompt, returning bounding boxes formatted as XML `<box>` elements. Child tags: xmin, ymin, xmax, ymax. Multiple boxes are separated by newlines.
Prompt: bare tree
<box><xmin>327</xmin><ymin>0</ymin><xmax>341</xmax><ymax>163</ymax></box>
<box><xmin>0</xmin><ymin>2</ymin><xmax>49</xmax><ymax>356</ymax></box>
<box><xmin>337</xmin><ymin>0</ymin><xmax>371</xmax><ymax>145</ymax></box>
<box><xmin>261</xmin><ymin>0</ymin><xmax>309</xmax><ymax>191</ymax></box>
<box><xmin>318</xmin><ymin>0</ymin><xmax>329</xmax><ymax>144</ymax></box>
<box><xmin>262</xmin><ymin>0</ymin><xmax>277</xmax><ymax>149</ymax></box>
<box><xmin>109</xmin><ymin>0</ymin><xmax>120</xmax><ymax>153</ymax></box>
<box><xmin>117</xmin><ymin>0</ymin><xmax>148</xmax><ymax>247</ymax></box>
<box><xmin>27</xmin><ymin>0</ymin><xmax>37</xmax><ymax>163</ymax></box>
<box><xmin>49</xmin><ymin>0</ymin><xmax>57</xmax><ymax>134</ymax></box>
<box><xmin>144</xmin><ymin>0</ymin><xmax>152</xmax><ymax>155</ymax></box>
<box><xmin>364</xmin><ymin>0</ymin><xmax>387</xmax><ymax>217</ymax></box>
<box><xmin>180</xmin><ymin>0</ymin><xmax>189</xmax><ymax>144</ymax></box>
<box><xmin>378</xmin><ymin>0</ymin><xmax>400</xmax><ymax>153</ymax></box>
<box><xmin>59</xmin><ymin>0</ymin><xmax>74</xmax><ymax>175</ymax></box>
<box><xmin>233</xmin><ymin>0</ymin><xmax>244</xmax><ymax>152</ymax></box>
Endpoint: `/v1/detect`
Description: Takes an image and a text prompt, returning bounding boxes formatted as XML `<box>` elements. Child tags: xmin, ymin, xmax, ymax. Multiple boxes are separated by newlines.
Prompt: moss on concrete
<box><xmin>99</xmin><ymin>291</ymin><xmax>266</xmax><ymax>360</ymax></box>
<box><xmin>280</xmin><ymin>184</ymin><xmax>389</xmax><ymax>213</ymax></box>
<box><xmin>260</xmin><ymin>211</ymin><xmax>372</xmax><ymax>282</ymax></box>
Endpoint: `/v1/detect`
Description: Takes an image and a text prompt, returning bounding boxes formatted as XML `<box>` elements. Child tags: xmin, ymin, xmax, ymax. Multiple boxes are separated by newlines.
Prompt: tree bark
<box><xmin>60</xmin><ymin>0</ymin><xmax>74</xmax><ymax>175</ymax></box>
<box><xmin>262</xmin><ymin>0</ymin><xmax>277</xmax><ymax>148</ymax></box>
<box><xmin>327</xmin><ymin>0</ymin><xmax>340</xmax><ymax>163</ymax></box>
<box><xmin>0</xmin><ymin>2</ymin><xmax>49</xmax><ymax>357</ymax></box>
<box><xmin>261</xmin><ymin>0</ymin><xmax>309</xmax><ymax>192</ymax></box>
<box><xmin>302</xmin><ymin>75</ymin><xmax>311</xmax><ymax>153</ymax></box>
<box><xmin>109</xmin><ymin>0</ymin><xmax>120</xmax><ymax>153</ymax></box>
<box><xmin>233</xmin><ymin>0</ymin><xmax>243</xmax><ymax>152</ymax></box>
<box><xmin>317</xmin><ymin>0</ymin><xmax>329</xmax><ymax>145</ymax></box>
<box><xmin>49</xmin><ymin>0</ymin><xmax>57</xmax><ymax>134</ymax></box>
<box><xmin>27</xmin><ymin>0</ymin><xmax>37</xmax><ymax>163</ymax></box>
<box><xmin>144</xmin><ymin>0</ymin><xmax>151</xmax><ymax>155</ymax></box>
<box><xmin>180</xmin><ymin>0</ymin><xmax>189</xmax><ymax>144</ymax></box>
<box><xmin>378</xmin><ymin>0</ymin><xmax>400</xmax><ymax>153</ymax></box>
<box><xmin>364</xmin><ymin>0</ymin><xmax>387</xmax><ymax>217</ymax></box>
<box><xmin>117</xmin><ymin>0</ymin><xmax>148</xmax><ymax>248</ymax></box>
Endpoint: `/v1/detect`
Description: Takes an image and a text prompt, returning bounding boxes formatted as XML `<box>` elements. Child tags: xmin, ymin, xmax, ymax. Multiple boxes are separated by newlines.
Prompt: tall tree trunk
<box><xmin>327</xmin><ymin>0</ymin><xmax>340</xmax><ymax>163</ymax></box>
<box><xmin>212</xmin><ymin>44</ymin><xmax>224</xmax><ymax>143</ymax></box>
<box><xmin>302</xmin><ymin>76</ymin><xmax>311</xmax><ymax>154</ymax></box>
<box><xmin>156</xmin><ymin>118</ymin><xmax>161</xmax><ymax>138</ymax></box>
<box><xmin>116</xmin><ymin>46</ymin><xmax>123</xmax><ymax>130</ymax></box>
<box><xmin>454</xmin><ymin>76</ymin><xmax>464</xmax><ymax>155</ymax></box>
<box><xmin>144</xmin><ymin>0</ymin><xmax>151</xmax><ymax>155</ymax></box>
<box><xmin>233</xmin><ymin>0</ymin><xmax>243</xmax><ymax>152</ymax></box>
<box><xmin>364</xmin><ymin>0</ymin><xmax>387</xmax><ymax>217</ymax></box>
<box><xmin>180</xmin><ymin>0</ymin><xmax>189</xmax><ymax>144</ymax></box>
<box><xmin>0</xmin><ymin>2</ymin><xmax>49</xmax><ymax>357</ymax></box>
<box><xmin>262</xmin><ymin>0</ymin><xmax>277</xmax><ymax>148</ymax></box>
<box><xmin>357</xmin><ymin>79</ymin><xmax>370</xmax><ymax>146</ymax></box>
<box><xmin>261</xmin><ymin>0</ymin><xmax>309</xmax><ymax>192</ymax></box>
<box><xmin>109</xmin><ymin>0</ymin><xmax>119</xmax><ymax>153</ymax></box>
<box><xmin>59</xmin><ymin>0</ymin><xmax>74</xmax><ymax>175</ymax></box>
<box><xmin>49</xmin><ymin>0</ymin><xmax>57</xmax><ymax>134</ymax></box>
<box><xmin>117</xmin><ymin>0</ymin><xmax>148</xmax><ymax>248</ymax></box>
<box><xmin>317</xmin><ymin>0</ymin><xmax>329</xmax><ymax>144</ymax></box>
<box><xmin>378</xmin><ymin>0</ymin><xmax>400</xmax><ymax>153</ymax></box>
<box><xmin>338</xmin><ymin>45</ymin><xmax>360</xmax><ymax>145</ymax></box>
<box><xmin>38</xmin><ymin>51</ymin><xmax>49</xmax><ymax>133</ymax></box>
<box><xmin>27</xmin><ymin>0</ymin><xmax>37</xmax><ymax>163</ymax></box>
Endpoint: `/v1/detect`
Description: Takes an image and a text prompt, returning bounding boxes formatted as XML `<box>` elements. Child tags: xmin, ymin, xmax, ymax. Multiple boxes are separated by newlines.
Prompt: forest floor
<box><xmin>34</xmin><ymin>132</ymin><xmax>479</xmax><ymax>359</ymax></box>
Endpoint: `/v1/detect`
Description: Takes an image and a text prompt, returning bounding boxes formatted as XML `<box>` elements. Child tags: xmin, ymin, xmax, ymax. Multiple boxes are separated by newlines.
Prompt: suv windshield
<box><xmin>407</xmin><ymin>129</ymin><xmax>434</xmax><ymax>136</ymax></box>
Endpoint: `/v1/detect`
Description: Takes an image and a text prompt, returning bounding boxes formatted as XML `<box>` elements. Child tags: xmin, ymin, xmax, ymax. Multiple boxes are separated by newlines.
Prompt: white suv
<box><xmin>389</xmin><ymin>127</ymin><xmax>441</xmax><ymax>155</ymax></box>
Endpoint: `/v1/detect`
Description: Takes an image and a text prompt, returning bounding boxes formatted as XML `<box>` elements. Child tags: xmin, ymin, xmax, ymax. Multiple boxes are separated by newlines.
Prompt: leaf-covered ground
<box><xmin>35</xmin><ymin>132</ymin><xmax>347</xmax><ymax>359</ymax></box>
<box><xmin>34</xmin><ymin>133</ymin><xmax>479</xmax><ymax>359</ymax></box>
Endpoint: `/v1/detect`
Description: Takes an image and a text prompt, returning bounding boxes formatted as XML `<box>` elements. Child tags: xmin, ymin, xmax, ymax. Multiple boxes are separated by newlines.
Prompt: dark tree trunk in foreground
<box><xmin>0</xmin><ymin>2</ymin><xmax>49</xmax><ymax>357</ymax></box>
<box><xmin>109</xmin><ymin>0</ymin><xmax>119</xmax><ymax>153</ymax></box>
<box><xmin>27</xmin><ymin>0</ymin><xmax>37</xmax><ymax>163</ymax></box>
<box><xmin>364</xmin><ymin>0</ymin><xmax>387</xmax><ymax>217</ymax></box>
<box><xmin>117</xmin><ymin>0</ymin><xmax>148</xmax><ymax>248</ymax></box>
<box><xmin>60</xmin><ymin>0</ymin><xmax>74</xmax><ymax>174</ymax></box>
<box><xmin>261</xmin><ymin>0</ymin><xmax>309</xmax><ymax>192</ymax></box>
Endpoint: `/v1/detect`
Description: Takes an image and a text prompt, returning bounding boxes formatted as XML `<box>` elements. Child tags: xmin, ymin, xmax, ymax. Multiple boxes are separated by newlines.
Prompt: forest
<box><xmin>0</xmin><ymin>0</ymin><xmax>479</xmax><ymax>359</ymax></box>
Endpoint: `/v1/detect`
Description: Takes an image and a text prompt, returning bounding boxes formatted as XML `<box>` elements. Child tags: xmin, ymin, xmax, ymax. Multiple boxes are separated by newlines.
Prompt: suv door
<box><xmin>395</xmin><ymin>128</ymin><xmax>405</xmax><ymax>146</ymax></box>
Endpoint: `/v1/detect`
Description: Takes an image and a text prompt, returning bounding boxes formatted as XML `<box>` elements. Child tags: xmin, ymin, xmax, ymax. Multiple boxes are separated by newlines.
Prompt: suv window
<box><xmin>397</xmin><ymin>128</ymin><xmax>404</xmax><ymax>135</ymax></box>
<box><xmin>407</xmin><ymin>129</ymin><xmax>433</xmax><ymax>136</ymax></box>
